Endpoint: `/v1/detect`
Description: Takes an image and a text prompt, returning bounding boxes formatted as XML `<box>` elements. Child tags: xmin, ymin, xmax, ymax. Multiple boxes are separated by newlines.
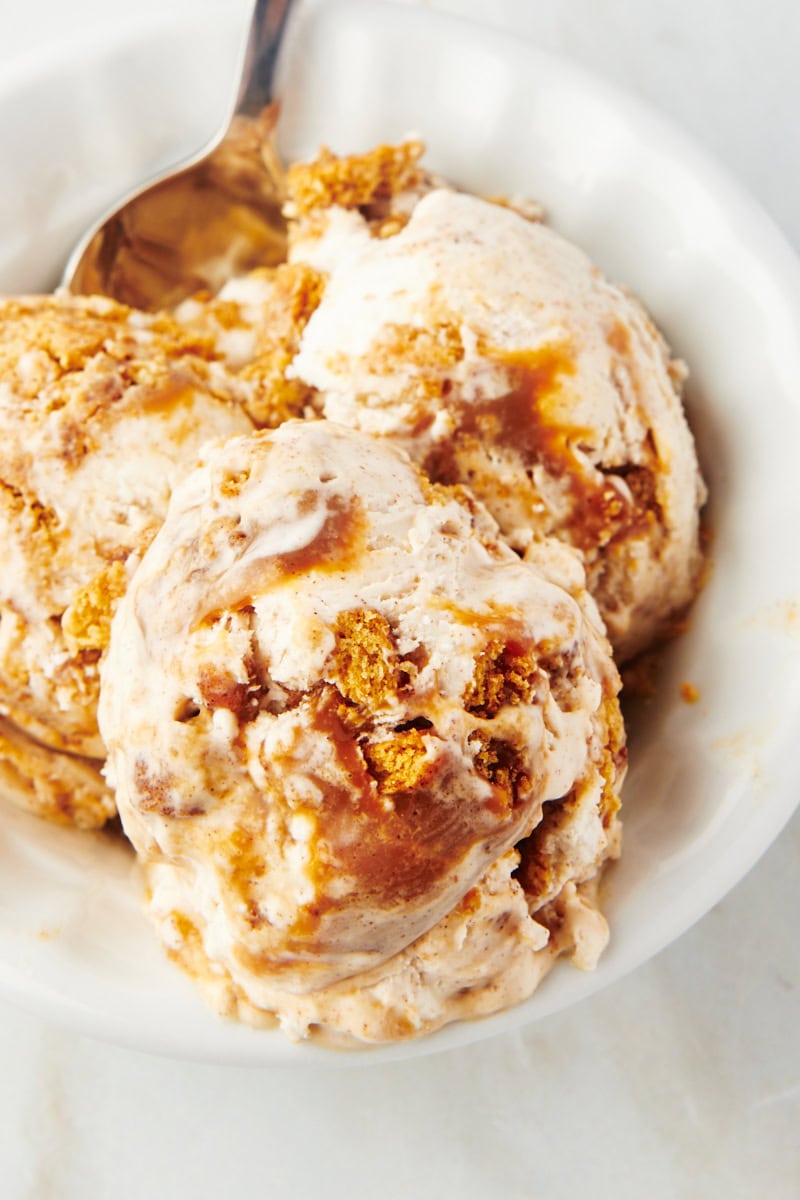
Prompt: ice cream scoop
<box><xmin>0</xmin><ymin>293</ymin><xmax>253</xmax><ymax>826</ymax></box>
<box><xmin>287</xmin><ymin>173</ymin><xmax>706</xmax><ymax>658</ymax></box>
<box><xmin>99</xmin><ymin>420</ymin><xmax>624</xmax><ymax>1042</ymax></box>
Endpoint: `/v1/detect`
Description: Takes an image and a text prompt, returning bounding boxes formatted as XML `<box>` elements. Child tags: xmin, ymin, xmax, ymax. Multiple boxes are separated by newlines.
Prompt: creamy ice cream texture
<box><xmin>0</xmin><ymin>140</ymin><xmax>707</xmax><ymax>1045</ymax></box>
<box><xmin>100</xmin><ymin>420</ymin><xmax>624</xmax><ymax>1043</ymax></box>
<box><xmin>0</xmin><ymin>293</ymin><xmax>252</xmax><ymax>826</ymax></box>
<box><xmin>287</xmin><ymin>182</ymin><xmax>706</xmax><ymax>659</ymax></box>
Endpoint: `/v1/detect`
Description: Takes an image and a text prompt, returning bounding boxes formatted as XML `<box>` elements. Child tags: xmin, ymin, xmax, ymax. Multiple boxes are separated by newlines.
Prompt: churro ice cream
<box><xmin>0</xmin><ymin>133</ymin><xmax>710</xmax><ymax>1047</ymax></box>
<box><xmin>99</xmin><ymin>420</ymin><xmax>624</xmax><ymax>1043</ymax></box>
<box><xmin>0</xmin><ymin>293</ymin><xmax>252</xmax><ymax>826</ymax></box>
<box><xmin>284</xmin><ymin>146</ymin><xmax>706</xmax><ymax>658</ymax></box>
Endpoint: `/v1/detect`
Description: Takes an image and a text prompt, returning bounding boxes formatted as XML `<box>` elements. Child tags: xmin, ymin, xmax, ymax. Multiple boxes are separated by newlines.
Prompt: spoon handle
<box><xmin>236</xmin><ymin>0</ymin><xmax>295</xmax><ymax>116</ymax></box>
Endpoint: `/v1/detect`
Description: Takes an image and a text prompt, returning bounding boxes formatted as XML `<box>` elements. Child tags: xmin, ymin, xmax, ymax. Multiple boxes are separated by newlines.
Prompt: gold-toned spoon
<box><xmin>63</xmin><ymin>0</ymin><xmax>293</xmax><ymax>311</ymax></box>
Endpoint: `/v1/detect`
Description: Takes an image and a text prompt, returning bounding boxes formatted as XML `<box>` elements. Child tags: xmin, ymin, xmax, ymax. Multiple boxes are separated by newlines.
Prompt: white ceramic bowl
<box><xmin>1</xmin><ymin>0</ymin><xmax>799</xmax><ymax>1066</ymax></box>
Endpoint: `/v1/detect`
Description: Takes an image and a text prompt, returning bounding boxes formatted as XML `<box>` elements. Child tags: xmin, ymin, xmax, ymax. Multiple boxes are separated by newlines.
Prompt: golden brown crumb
<box><xmin>680</xmin><ymin>681</ymin><xmax>700</xmax><ymax>704</ymax></box>
<box><xmin>464</xmin><ymin>636</ymin><xmax>538</xmax><ymax>718</ymax></box>
<box><xmin>468</xmin><ymin>731</ymin><xmax>530</xmax><ymax>802</ymax></box>
<box><xmin>61</xmin><ymin>560</ymin><xmax>128</xmax><ymax>652</ymax></box>
<box><xmin>369</xmin><ymin>320</ymin><xmax>464</xmax><ymax>381</ymax></box>
<box><xmin>286</xmin><ymin>141</ymin><xmax>426</xmax><ymax>217</ymax></box>
<box><xmin>240</xmin><ymin>263</ymin><xmax>326</xmax><ymax>426</ymax></box>
<box><xmin>417</xmin><ymin>474</ymin><xmax>460</xmax><ymax>508</ymax></box>
<box><xmin>363</xmin><ymin>730</ymin><xmax>433</xmax><ymax>794</ymax></box>
<box><xmin>0</xmin><ymin>296</ymin><xmax>219</xmax><ymax>404</ymax></box>
<box><xmin>0</xmin><ymin>297</ymin><xmax>137</xmax><ymax>388</ymax></box>
<box><xmin>332</xmin><ymin>608</ymin><xmax>399</xmax><ymax>708</ymax></box>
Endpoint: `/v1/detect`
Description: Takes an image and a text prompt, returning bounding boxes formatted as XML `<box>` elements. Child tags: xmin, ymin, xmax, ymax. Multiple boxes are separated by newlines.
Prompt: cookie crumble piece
<box><xmin>286</xmin><ymin>141</ymin><xmax>426</xmax><ymax>217</ymax></box>
<box><xmin>61</xmin><ymin>560</ymin><xmax>128</xmax><ymax>652</ymax></box>
<box><xmin>362</xmin><ymin>729</ymin><xmax>434</xmax><ymax>794</ymax></box>
<box><xmin>464</xmin><ymin>637</ymin><xmax>538</xmax><ymax>717</ymax></box>
<box><xmin>240</xmin><ymin>262</ymin><xmax>326</xmax><ymax>426</ymax></box>
<box><xmin>332</xmin><ymin>608</ymin><xmax>399</xmax><ymax>709</ymax></box>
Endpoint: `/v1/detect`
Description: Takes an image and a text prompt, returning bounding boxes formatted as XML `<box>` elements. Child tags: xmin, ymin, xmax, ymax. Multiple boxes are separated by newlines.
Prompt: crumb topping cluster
<box><xmin>286</xmin><ymin>140</ymin><xmax>426</xmax><ymax>227</ymax></box>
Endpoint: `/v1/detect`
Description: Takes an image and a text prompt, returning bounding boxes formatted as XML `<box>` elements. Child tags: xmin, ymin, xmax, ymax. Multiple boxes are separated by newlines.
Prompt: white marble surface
<box><xmin>0</xmin><ymin>1</ymin><xmax>798</xmax><ymax>1196</ymax></box>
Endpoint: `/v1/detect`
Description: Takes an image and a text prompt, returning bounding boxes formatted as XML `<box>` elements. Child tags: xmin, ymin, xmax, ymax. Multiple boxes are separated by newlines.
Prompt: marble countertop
<box><xmin>0</xmin><ymin>2</ymin><xmax>798</xmax><ymax>1196</ymax></box>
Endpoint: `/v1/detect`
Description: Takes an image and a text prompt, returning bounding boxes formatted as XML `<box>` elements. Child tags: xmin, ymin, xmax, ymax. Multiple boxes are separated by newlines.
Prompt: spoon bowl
<box><xmin>63</xmin><ymin>0</ymin><xmax>292</xmax><ymax>310</ymax></box>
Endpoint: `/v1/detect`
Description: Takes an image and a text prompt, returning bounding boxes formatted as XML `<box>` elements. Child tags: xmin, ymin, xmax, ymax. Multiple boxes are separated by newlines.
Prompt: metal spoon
<box><xmin>63</xmin><ymin>0</ymin><xmax>293</xmax><ymax>311</ymax></box>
